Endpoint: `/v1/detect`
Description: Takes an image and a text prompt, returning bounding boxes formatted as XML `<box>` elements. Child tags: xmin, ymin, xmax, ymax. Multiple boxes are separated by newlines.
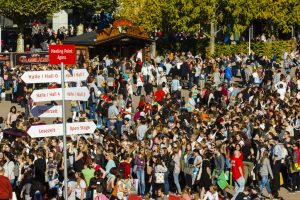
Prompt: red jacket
<box><xmin>120</xmin><ymin>162</ymin><xmax>131</xmax><ymax>179</ymax></box>
<box><xmin>154</xmin><ymin>89</ymin><xmax>165</xmax><ymax>103</ymax></box>
<box><xmin>231</xmin><ymin>155</ymin><xmax>244</xmax><ymax>181</ymax></box>
<box><xmin>0</xmin><ymin>175</ymin><xmax>12</xmax><ymax>199</ymax></box>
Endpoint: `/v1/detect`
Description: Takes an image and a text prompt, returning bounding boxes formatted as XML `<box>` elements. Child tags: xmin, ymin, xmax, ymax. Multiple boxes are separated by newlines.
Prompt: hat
<box><xmin>140</xmin><ymin>112</ymin><xmax>145</xmax><ymax>117</ymax></box>
<box><xmin>169</xmin><ymin>116</ymin><xmax>175</xmax><ymax>123</ymax></box>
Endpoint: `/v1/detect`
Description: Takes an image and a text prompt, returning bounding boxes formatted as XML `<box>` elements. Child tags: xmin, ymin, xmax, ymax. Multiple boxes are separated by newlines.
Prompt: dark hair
<box><xmin>4</xmin><ymin>152</ymin><xmax>14</xmax><ymax>161</ymax></box>
<box><xmin>10</xmin><ymin>106</ymin><xmax>17</xmax><ymax>114</ymax></box>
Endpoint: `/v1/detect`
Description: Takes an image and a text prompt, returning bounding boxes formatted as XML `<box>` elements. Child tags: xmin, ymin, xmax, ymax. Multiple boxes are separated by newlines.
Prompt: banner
<box><xmin>0</xmin><ymin>53</ymin><xmax>11</xmax><ymax>62</ymax></box>
<box><xmin>14</xmin><ymin>52</ymin><xmax>49</xmax><ymax>65</ymax></box>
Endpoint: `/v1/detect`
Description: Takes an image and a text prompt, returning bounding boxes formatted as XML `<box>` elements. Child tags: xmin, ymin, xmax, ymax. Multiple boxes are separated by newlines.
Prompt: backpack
<box><xmin>102</xmin><ymin>102</ymin><xmax>111</xmax><ymax>117</ymax></box>
<box><xmin>116</xmin><ymin>163</ymin><xmax>126</xmax><ymax>179</ymax></box>
<box><xmin>113</xmin><ymin>156</ymin><xmax>119</xmax><ymax>168</ymax></box>
<box><xmin>169</xmin><ymin>160</ymin><xmax>176</xmax><ymax>172</ymax></box>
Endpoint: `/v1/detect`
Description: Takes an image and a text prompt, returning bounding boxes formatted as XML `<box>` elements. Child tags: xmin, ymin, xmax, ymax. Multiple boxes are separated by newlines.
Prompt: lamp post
<box><xmin>248</xmin><ymin>25</ymin><xmax>253</xmax><ymax>55</ymax></box>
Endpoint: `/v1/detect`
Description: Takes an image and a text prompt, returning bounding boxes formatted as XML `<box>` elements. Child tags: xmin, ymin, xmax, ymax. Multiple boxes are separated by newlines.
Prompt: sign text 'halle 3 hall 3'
<box><xmin>49</xmin><ymin>45</ymin><xmax>76</xmax><ymax>65</ymax></box>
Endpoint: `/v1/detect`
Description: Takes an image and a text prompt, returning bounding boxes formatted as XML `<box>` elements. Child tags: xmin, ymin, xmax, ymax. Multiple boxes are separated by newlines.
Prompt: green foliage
<box><xmin>0</xmin><ymin>0</ymin><xmax>118</xmax><ymax>29</ymax></box>
<box><xmin>207</xmin><ymin>40</ymin><xmax>297</xmax><ymax>58</ymax></box>
<box><xmin>116</xmin><ymin>0</ymin><xmax>166</xmax><ymax>31</ymax></box>
<box><xmin>156</xmin><ymin>38</ymin><xmax>209</xmax><ymax>55</ymax></box>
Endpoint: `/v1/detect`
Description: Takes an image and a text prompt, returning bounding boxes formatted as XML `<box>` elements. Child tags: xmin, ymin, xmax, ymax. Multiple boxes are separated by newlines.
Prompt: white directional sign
<box><xmin>66</xmin><ymin>122</ymin><xmax>97</xmax><ymax>135</ymax></box>
<box><xmin>65</xmin><ymin>87</ymin><xmax>90</xmax><ymax>101</ymax></box>
<box><xmin>31</xmin><ymin>87</ymin><xmax>90</xmax><ymax>102</ymax></box>
<box><xmin>31</xmin><ymin>105</ymin><xmax>62</xmax><ymax>118</ymax></box>
<box><xmin>21</xmin><ymin>69</ymin><xmax>89</xmax><ymax>84</ymax></box>
<box><xmin>27</xmin><ymin>124</ymin><xmax>64</xmax><ymax>138</ymax></box>
<box><xmin>27</xmin><ymin>122</ymin><xmax>97</xmax><ymax>138</ymax></box>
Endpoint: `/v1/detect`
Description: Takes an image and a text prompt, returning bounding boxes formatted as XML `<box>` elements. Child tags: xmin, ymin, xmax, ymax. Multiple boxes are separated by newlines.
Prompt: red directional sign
<box><xmin>49</xmin><ymin>44</ymin><xmax>76</xmax><ymax>65</ymax></box>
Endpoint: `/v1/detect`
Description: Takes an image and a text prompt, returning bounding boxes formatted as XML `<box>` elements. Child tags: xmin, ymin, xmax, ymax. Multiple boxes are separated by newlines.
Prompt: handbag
<box><xmin>147</xmin><ymin>165</ymin><xmax>152</xmax><ymax>175</ymax></box>
<box><xmin>155</xmin><ymin>172</ymin><xmax>165</xmax><ymax>184</ymax></box>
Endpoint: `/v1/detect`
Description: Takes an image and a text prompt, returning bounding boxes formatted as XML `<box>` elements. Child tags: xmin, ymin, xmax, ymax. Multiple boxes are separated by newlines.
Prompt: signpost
<box><xmin>27</xmin><ymin>122</ymin><xmax>97</xmax><ymax>138</ymax></box>
<box><xmin>21</xmin><ymin>69</ymin><xmax>89</xmax><ymax>84</ymax></box>
<box><xmin>30</xmin><ymin>87</ymin><xmax>90</xmax><ymax>102</ymax></box>
<box><xmin>22</xmin><ymin>44</ymin><xmax>88</xmax><ymax>199</ymax></box>
<box><xmin>31</xmin><ymin>105</ymin><xmax>62</xmax><ymax>118</ymax></box>
<box><xmin>49</xmin><ymin>44</ymin><xmax>75</xmax><ymax>200</ymax></box>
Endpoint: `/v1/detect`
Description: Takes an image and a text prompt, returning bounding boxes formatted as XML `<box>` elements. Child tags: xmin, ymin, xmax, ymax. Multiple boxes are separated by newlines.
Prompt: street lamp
<box><xmin>248</xmin><ymin>25</ymin><xmax>253</xmax><ymax>55</ymax></box>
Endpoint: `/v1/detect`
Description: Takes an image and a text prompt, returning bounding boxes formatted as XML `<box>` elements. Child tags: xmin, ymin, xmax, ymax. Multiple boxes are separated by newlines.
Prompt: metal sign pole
<box><xmin>0</xmin><ymin>26</ymin><xmax>2</xmax><ymax>53</ymax></box>
<box><xmin>61</xmin><ymin>62</ymin><xmax>68</xmax><ymax>199</ymax></box>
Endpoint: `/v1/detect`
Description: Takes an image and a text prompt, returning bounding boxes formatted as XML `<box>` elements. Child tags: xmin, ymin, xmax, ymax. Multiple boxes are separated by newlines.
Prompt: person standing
<box><xmin>224</xmin><ymin>64</ymin><xmax>233</xmax><ymax>87</ymax></box>
<box><xmin>88</xmin><ymin>87</ymin><xmax>97</xmax><ymax>119</ymax></box>
<box><xmin>3</xmin><ymin>152</ymin><xmax>15</xmax><ymax>185</ymax></box>
<box><xmin>271</xmin><ymin>137</ymin><xmax>282</xmax><ymax>198</ymax></box>
<box><xmin>231</xmin><ymin>150</ymin><xmax>245</xmax><ymax>200</ymax></box>
<box><xmin>0</xmin><ymin>167</ymin><xmax>12</xmax><ymax>200</ymax></box>
<box><xmin>258</xmin><ymin>151</ymin><xmax>273</xmax><ymax>199</ymax></box>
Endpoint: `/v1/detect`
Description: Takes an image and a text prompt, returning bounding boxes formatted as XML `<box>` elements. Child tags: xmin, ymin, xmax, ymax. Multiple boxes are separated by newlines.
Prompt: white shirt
<box><xmin>165</xmin><ymin>63</ymin><xmax>172</xmax><ymax>75</ymax></box>
<box><xmin>75</xmin><ymin>179</ymin><xmax>87</xmax><ymax>199</ymax></box>
<box><xmin>3</xmin><ymin>161</ymin><xmax>15</xmax><ymax>180</ymax></box>
<box><xmin>203</xmin><ymin>191</ymin><xmax>218</xmax><ymax>200</ymax></box>
<box><xmin>66</xmin><ymin>180</ymin><xmax>77</xmax><ymax>199</ymax></box>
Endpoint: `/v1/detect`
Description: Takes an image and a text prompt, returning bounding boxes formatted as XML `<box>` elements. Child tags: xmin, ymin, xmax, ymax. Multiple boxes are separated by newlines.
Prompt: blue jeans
<box><xmin>232</xmin><ymin>176</ymin><xmax>245</xmax><ymax>200</ymax></box>
<box><xmin>173</xmin><ymin>172</ymin><xmax>181</xmax><ymax>194</ymax></box>
<box><xmin>89</xmin><ymin>103</ymin><xmax>96</xmax><ymax>119</ymax></box>
<box><xmin>226</xmin><ymin>78</ymin><xmax>231</xmax><ymax>87</ymax></box>
<box><xmin>259</xmin><ymin>175</ymin><xmax>271</xmax><ymax>195</ymax></box>
<box><xmin>164</xmin><ymin>172</ymin><xmax>170</xmax><ymax>195</ymax></box>
<box><xmin>80</xmin><ymin>101</ymin><xmax>86</xmax><ymax>112</ymax></box>
<box><xmin>136</xmin><ymin>170</ymin><xmax>145</xmax><ymax>195</ymax></box>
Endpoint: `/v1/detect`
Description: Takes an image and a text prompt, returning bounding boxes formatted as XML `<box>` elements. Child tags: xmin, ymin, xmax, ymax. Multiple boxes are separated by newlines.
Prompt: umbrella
<box><xmin>3</xmin><ymin>128</ymin><xmax>28</xmax><ymax>137</ymax></box>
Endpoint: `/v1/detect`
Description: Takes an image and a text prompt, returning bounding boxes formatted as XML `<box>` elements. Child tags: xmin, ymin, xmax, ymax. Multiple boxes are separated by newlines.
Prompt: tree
<box><xmin>117</xmin><ymin>0</ymin><xmax>300</xmax><ymax>55</ymax></box>
<box><xmin>0</xmin><ymin>0</ymin><xmax>118</xmax><ymax>32</ymax></box>
<box><xmin>116</xmin><ymin>0</ymin><xmax>166</xmax><ymax>31</ymax></box>
<box><xmin>257</xmin><ymin>0</ymin><xmax>300</xmax><ymax>35</ymax></box>
<box><xmin>0</xmin><ymin>0</ymin><xmax>61</xmax><ymax>30</ymax></box>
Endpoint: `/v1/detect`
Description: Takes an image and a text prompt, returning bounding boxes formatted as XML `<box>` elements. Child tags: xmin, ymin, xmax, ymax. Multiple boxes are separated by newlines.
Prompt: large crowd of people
<box><xmin>0</xmin><ymin>48</ymin><xmax>300</xmax><ymax>200</ymax></box>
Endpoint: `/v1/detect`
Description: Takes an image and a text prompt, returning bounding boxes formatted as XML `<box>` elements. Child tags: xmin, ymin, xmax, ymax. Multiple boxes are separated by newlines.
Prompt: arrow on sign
<box><xmin>31</xmin><ymin>87</ymin><xmax>90</xmax><ymax>102</ymax></box>
<box><xmin>21</xmin><ymin>69</ymin><xmax>89</xmax><ymax>84</ymax></box>
<box><xmin>65</xmin><ymin>87</ymin><xmax>90</xmax><ymax>101</ymax></box>
<box><xmin>67</xmin><ymin>122</ymin><xmax>97</xmax><ymax>135</ymax></box>
<box><xmin>27</xmin><ymin>122</ymin><xmax>97</xmax><ymax>138</ymax></box>
<box><xmin>31</xmin><ymin>88</ymin><xmax>62</xmax><ymax>102</ymax></box>
<box><xmin>31</xmin><ymin>105</ymin><xmax>62</xmax><ymax>118</ymax></box>
<box><xmin>27</xmin><ymin>124</ymin><xmax>63</xmax><ymax>138</ymax></box>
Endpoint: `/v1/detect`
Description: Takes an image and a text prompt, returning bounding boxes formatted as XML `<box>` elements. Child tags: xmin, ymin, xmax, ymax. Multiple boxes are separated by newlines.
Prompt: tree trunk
<box><xmin>210</xmin><ymin>20</ymin><xmax>216</xmax><ymax>56</ymax></box>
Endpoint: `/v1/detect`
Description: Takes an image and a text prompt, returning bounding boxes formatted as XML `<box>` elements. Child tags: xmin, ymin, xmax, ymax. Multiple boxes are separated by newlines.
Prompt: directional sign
<box><xmin>31</xmin><ymin>87</ymin><xmax>90</xmax><ymax>102</ymax></box>
<box><xmin>65</xmin><ymin>87</ymin><xmax>90</xmax><ymax>101</ymax></box>
<box><xmin>67</xmin><ymin>122</ymin><xmax>97</xmax><ymax>135</ymax></box>
<box><xmin>49</xmin><ymin>44</ymin><xmax>76</xmax><ymax>65</ymax></box>
<box><xmin>21</xmin><ymin>69</ymin><xmax>89</xmax><ymax>84</ymax></box>
<box><xmin>27</xmin><ymin>122</ymin><xmax>97</xmax><ymax>138</ymax></box>
<box><xmin>31</xmin><ymin>105</ymin><xmax>62</xmax><ymax>118</ymax></box>
<box><xmin>27</xmin><ymin>124</ymin><xmax>63</xmax><ymax>138</ymax></box>
<box><xmin>31</xmin><ymin>88</ymin><xmax>62</xmax><ymax>102</ymax></box>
